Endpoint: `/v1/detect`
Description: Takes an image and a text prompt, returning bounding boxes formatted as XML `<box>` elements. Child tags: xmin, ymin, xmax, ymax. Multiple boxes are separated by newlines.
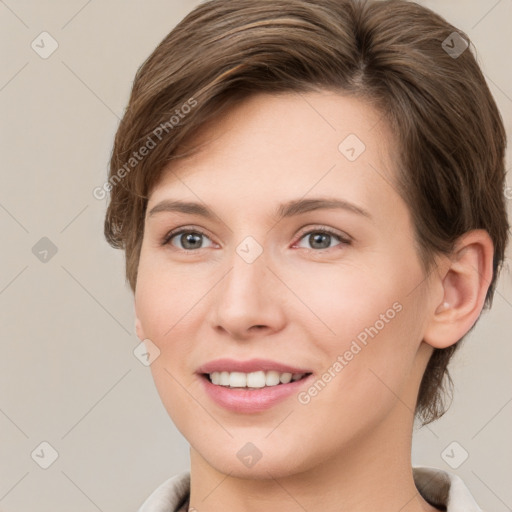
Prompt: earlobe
<box><xmin>135</xmin><ymin>317</ymin><xmax>144</xmax><ymax>340</ymax></box>
<box><xmin>423</xmin><ymin>230</ymin><xmax>494</xmax><ymax>349</ymax></box>
<box><xmin>134</xmin><ymin>295</ymin><xmax>146</xmax><ymax>340</ymax></box>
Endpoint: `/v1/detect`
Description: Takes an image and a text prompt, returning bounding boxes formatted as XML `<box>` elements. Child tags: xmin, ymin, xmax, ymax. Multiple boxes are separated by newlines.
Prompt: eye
<box><xmin>161</xmin><ymin>226</ymin><xmax>351</xmax><ymax>252</ymax></box>
<box><xmin>163</xmin><ymin>228</ymin><xmax>214</xmax><ymax>251</ymax></box>
<box><xmin>294</xmin><ymin>227</ymin><xmax>351</xmax><ymax>251</ymax></box>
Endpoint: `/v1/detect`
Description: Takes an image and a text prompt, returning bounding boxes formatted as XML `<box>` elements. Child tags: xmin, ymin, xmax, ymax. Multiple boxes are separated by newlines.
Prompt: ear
<box><xmin>423</xmin><ymin>229</ymin><xmax>494</xmax><ymax>349</ymax></box>
<box><xmin>135</xmin><ymin>317</ymin><xmax>145</xmax><ymax>341</ymax></box>
<box><xmin>134</xmin><ymin>299</ymin><xmax>145</xmax><ymax>341</ymax></box>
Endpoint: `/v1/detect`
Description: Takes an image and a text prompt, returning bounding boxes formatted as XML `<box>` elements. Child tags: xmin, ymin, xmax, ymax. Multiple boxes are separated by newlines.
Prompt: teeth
<box><xmin>229</xmin><ymin>372</ymin><xmax>247</xmax><ymax>388</ymax></box>
<box><xmin>208</xmin><ymin>370</ymin><xmax>305</xmax><ymax>388</ymax></box>
<box><xmin>247</xmin><ymin>371</ymin><xmax>266</xmax><ymax>388</ymax></box>
<box><xmin>280</xmin><ymin>372</ymin><xmax>292</xmax><ymax>384</ymax></box>
<box><xmin>265</xmin><ymin>370</ymin><xmax>280</xmax><ymax>386</ymax></box>
<box><xmin>220</xmin><ymin>371</ymin><xmax>230</xmax><ymax>386</ymax></box>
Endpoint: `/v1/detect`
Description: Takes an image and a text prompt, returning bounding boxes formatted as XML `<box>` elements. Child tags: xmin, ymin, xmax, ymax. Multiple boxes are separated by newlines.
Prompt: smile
<box><xmin>206</xmin><ymin>370</ymin><xmax>309</xmax><ymax>388</ymax></box>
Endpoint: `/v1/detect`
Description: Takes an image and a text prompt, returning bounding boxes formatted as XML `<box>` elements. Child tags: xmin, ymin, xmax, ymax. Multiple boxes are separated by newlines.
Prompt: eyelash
<box><xmin>161</xmin><ymin>226</ymin><xmax>352</xmax><ymax>252</ymax></box>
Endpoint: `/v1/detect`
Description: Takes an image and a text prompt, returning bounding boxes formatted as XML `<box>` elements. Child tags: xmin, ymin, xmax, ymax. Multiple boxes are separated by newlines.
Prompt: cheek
<box><xmin>135</xmin><ymin>251</ymin><xmax>205</xmax><ymax>340</ymax></box>
<box><xmin>292</xmin><ymin>261</ymin><xmax>425</xmax><ymax>402</ymax></box>
<box><xmin>324</xmin><ymin>293</ymin><xmax>426</xmax><ymax>423</ymax></box>
<box><xmin>279</xmin><ymin>257</ymin><xmax>406</xmax><ymax>339</ymax></box>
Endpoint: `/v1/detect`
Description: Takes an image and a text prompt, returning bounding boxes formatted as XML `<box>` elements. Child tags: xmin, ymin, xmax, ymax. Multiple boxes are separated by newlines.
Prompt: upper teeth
<box><xmin>208</xmin><ymin>371</ymin><xmax>306</xmax><ymax>388</ymax></box>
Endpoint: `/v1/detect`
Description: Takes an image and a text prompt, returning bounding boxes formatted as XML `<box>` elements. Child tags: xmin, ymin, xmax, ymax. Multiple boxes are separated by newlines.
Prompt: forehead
<box><xmin>148</xmin><ymin>91</ymin><xmax>400</xmax><ymax>219</ymax></box>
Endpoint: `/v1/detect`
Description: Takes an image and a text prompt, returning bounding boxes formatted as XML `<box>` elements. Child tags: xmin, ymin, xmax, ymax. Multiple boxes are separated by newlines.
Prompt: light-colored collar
<box><xmin>138</xmin><ymin>466</ymin><xmax>483</xmax><ymax>512</ymax></box>
<box><xmin>413</xmin><ymin>466</ymin><xmax>483</xmax><ymax>512</ymax></box>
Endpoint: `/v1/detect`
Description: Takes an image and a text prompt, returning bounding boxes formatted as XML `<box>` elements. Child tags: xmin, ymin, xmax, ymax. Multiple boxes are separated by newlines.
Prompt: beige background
<box><xmin>0</xmin><ymin>0</ymin><xmax>510</xmax><ymax>510</ymax></box>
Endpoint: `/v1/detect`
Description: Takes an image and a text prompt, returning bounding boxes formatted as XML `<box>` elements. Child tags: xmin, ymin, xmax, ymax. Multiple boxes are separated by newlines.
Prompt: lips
<box><xmin>196</xmin><ymin>358</ymin><xmax>314</xmax><ymax>412</ymax></box>
<box><xmin>196</xmin><ymin>358</ymin><xmax>311</xmax><ymax>375</ymax></box>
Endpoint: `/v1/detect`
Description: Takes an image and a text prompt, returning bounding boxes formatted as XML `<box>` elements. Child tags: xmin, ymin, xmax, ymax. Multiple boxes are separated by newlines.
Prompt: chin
<box><xmin>192</xmin><ymin>437</ymin><xmax>317</xmax><ymax>480</ymax></box>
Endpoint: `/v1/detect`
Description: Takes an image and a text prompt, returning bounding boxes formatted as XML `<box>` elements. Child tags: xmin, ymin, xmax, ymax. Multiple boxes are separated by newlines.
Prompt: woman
<box><xmin>104</xmin><ymin>0</ymin><xmax>509</xmax><ymax>510</ymax></box>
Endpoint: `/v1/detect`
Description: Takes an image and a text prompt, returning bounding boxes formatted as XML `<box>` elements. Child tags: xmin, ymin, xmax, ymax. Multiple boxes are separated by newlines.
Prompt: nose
<box><xmin>209</xmin><ymin>248</ymin><xmax>287</xmax><ymax>340</ymax></box>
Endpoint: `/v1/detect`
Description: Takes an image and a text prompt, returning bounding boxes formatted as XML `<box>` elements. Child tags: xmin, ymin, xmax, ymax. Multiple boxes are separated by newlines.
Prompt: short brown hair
<box><xmin>104</xmin><ymin>0</ymin><xmax>509</xmax><ymax>425</ymax></box>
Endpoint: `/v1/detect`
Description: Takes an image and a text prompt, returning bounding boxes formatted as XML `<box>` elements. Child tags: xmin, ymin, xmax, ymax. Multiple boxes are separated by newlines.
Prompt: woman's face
<box><xmin>135</xmin><ymin>91</ymin><xmax>437</xmax><ymax>477</ymax></box>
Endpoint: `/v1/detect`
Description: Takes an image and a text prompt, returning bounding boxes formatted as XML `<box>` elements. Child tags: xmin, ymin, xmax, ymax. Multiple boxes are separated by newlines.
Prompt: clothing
<box><xmin>137</xmin><ymin>466</ymin><xmax>484</xmax><ymax>512</ymax></box>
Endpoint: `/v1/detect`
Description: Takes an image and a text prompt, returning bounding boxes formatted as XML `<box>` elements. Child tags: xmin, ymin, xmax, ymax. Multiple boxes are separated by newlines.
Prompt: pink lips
<box><xmin>196</xmin><ymin>358</ymin><xmax>311</xmax><ymax>375</ymax></box>
<box><xmin>196</xmin><ymin>358</ymin><xmax>313</xmax><ymax>413</ymax></box>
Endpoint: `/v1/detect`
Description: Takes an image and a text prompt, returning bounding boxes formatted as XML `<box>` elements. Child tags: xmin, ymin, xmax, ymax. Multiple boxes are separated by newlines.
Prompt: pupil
<box><xmin>311</xmin><ymin>233</ymin><xmax>330</xmax><ymax>249</ymax></box>
<box><xmin>183</xmin><ymin>232</ymin><xmax>201</xmax><ymax>249</ymax></box>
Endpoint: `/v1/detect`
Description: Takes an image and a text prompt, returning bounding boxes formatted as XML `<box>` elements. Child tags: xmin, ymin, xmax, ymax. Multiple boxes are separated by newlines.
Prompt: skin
<box><xmin>134</xmin><ymin>90</ymin><xmax>493</xmax><ymax>512</ymax></box>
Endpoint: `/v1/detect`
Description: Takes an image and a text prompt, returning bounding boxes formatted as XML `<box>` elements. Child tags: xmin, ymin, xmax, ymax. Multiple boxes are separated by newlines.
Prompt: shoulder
<box><xmin>137</xmin><ymin>472</ymin><xmax>191</xmax><ymax>512</ymax></box>
<box><xmin>413</xmin><ymin>466</ymin><xmax>484</xmax><ymax>512</ymax></box>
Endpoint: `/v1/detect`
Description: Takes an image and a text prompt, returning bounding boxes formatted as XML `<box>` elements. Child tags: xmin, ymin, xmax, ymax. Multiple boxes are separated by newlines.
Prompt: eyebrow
<box><xmin>147</xmin><ymin>197</ymin><xmax>371</xmax><ymax>222</ymax></box>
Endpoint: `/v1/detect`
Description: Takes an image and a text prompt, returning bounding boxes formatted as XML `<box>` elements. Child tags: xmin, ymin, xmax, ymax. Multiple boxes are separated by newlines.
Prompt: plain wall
<box><xmin>0</xmin><ymin>0</ymin><xmax>510</xmax><ymax>510</ymax></box>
